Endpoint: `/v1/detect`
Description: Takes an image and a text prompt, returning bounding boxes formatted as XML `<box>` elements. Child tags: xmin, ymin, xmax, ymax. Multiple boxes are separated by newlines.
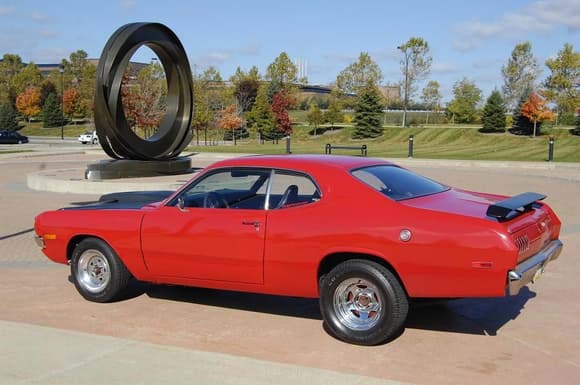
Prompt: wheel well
<box><xmin>66</xmin><ymin>235</ymin><xmax>103</xmax><ymax>261</ymax></box>
<box><xmin>317</xmin><ymin>253</ymin><xmax>407</xmax><ymax>294</ymax></box>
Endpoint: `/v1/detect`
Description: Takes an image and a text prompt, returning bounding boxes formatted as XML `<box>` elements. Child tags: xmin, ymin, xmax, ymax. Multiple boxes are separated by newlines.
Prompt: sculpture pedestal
<box><xmin>85</xmin><ymin>157</ymin><xmax>192</xmax><ymax>180</ymax></box>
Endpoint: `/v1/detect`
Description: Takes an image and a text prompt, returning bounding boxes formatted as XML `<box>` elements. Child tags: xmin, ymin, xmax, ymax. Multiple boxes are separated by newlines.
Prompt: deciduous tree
<box><xmin>544</xmin><ymin>43</ymin><xmax>580</xmax><ymax>125</ymax></box>
<box><xmin>353</xmin><ymin>86</ymin><xmax>383</xmax><ymax>139</ymax></box>
<box><xmin>324</xmin><ymin>95</ymin><xmax>343</xmax><ymax>129</ymax></box>
<box><xmin>218</xmin><ymin>104</ymin><xmax>243</xmax><ymax>144</ymax></box>
<box><xmin>15</xmin><ymin>86</ymin><xmax>41</xmax><ymax>123</ymax></box>
<box><xmin>502</xmin><ymin>42</ymin><xmax>540</xmax><ymax>111</ymax></box>
<box><xmin>421</xmin><ymin>80</ymin><xmax>441</xmax><ymax>124</ymax></box>
<box><xmin>398</xmin><ymin>37</ymin><xmax>432</xmax><ymax>126</ymax></box>
<box><xmin>336</xmin><ymin>52</ymin><xmax>383</xmax><ymax>95</ymax></box>
<box><xmin>271</xmin><ymin>92</ymin><xmax>292</xmax><ymax>135</ymax></box>
<box><xmin>447</xmin><ymin>78</ymin><xmax>482</xmax><ymax>124</ymax></box>
<box><xmin>307</xmin><ymin>103</ymin><xmax>324</xmax><ymax>135</ymax></box>
<box><xmin>12</xmin><ymin>63</ymin><xmax>43</xmax><ymax>95</ymax></box>
<box><xmin>266</xmin><ymin>52</ymin><xmax>301</xmax><ymax>98</ymax></box>
<box><xmin>521</xmin><ymin>92</ymin><xmax>555</xmax><ymax>137</ymax></box>
<box><xmin>230</xmin><ymin>66</ymin><xmax>260</xmax><ymax>113</ymax></box>
<box><xmin>0</xmin><ymin>54</ymin><xmax>24</xmax><ymax>106</ymax></box>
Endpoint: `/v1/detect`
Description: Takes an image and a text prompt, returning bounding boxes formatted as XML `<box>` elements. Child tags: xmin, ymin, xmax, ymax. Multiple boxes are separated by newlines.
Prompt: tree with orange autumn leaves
<box><xmin>218</xmin><ymin>104</ymin><xmax>243</xmax><ymax>144</ymax></box>
<box><xmin>15</xmin><ymin>86</ymin><xmax>41</xmax><ymax>123</ymax></box>
<box><xmin>520</xmin><ymin>91</ymin><xmax>555</xmax><ymax>137</ymax></box>
<box><xmin>63</xmin><ymin>87</ymin><xmax>81</xmax><ymax>118</ymax></box>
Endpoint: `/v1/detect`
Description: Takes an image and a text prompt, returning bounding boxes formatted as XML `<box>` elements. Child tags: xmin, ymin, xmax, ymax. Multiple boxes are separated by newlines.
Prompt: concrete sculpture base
<box><xmin>85</xmin><ymin>157</ymin><xmax>192</xmax><ymax>180</ymax></box>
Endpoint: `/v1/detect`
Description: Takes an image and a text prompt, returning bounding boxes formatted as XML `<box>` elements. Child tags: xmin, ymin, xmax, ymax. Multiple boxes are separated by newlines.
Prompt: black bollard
<box><xmin>548</xmin><ymin>136</ymin><xmax>554</xmax><ymax>162</ymax></box>
<box><xmin>286</xmin><ymin>135</ymin><xmax>292</xmax><ymax>154</ymax></box>
<box><xmin>408</xmin><ymin>135</ymin><xmax>414</xmax><ymax>158</ymax></box>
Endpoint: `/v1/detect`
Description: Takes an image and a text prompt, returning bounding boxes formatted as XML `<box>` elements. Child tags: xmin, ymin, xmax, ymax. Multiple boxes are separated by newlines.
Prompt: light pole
<box><xmin>397</xmin><ymin>45</ymin><xmax>410</xmax><ymax>128</ymax></box>
<box><xmin>59</xmin><ymin>64</ymin><xmax>64</xmax><ymax>140</ymax></box>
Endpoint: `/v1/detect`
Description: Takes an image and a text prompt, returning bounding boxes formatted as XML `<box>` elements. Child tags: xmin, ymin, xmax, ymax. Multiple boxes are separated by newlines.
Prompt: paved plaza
<box><xmin>0</xmin><ymin>143</ymin><xmax>579</xmax><ymax>385</ymax></box>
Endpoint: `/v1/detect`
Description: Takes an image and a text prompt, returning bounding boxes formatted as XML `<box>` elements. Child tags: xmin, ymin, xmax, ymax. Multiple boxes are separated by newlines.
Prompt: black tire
<box><xmin>70</xmin><ymin>238</ymin><xmax>131</xmax><ymax>302</ymax></box>
<box><xmin>319</xmin><ymin>259</ymin><xmax>408</xmax><ymax>345</ymax></box>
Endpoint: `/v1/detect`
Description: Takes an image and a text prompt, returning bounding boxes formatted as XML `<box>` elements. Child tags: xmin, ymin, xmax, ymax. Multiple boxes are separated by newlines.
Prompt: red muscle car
<box><xmin>34</xmin><ymin>155</ymin><xmax>563</xmax><ymax>345</ymax></box>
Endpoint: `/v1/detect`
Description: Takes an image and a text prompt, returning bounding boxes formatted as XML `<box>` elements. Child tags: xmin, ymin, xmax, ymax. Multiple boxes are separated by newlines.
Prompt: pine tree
<box><xmin>510</xmin><ymin>88</ymin><xmax>535</xmax><ymax>135</ymax></box>
<box><xmin>42</xmin><ymin>93</ymin><xmax>63</xmax><ymax>128</ymax></box>
<box><xmin>353</xmin><ymin>86</ymin><xmax>383</xmax><ymax>139</ymax></box>
<box><xmin>0</xmin><ymin>103</ymin><xmax>20</xmax><ymax>131</ymax></box>
<box><xmin>246</xmin><ymin>84</ymin><xmax>274</xmax><ymax>136</ymax></box>
<box><xmin>481</xmin><ymin>90</ymin><xmax>506</xmax><ymax>132</ymax></box>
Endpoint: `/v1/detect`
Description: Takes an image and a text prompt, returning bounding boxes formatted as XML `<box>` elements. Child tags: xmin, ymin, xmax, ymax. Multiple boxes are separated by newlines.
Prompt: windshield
<box><xmin>352</xmin><ymin>165</ymin><xmax>448</xmax><ymax>201</ymax></box>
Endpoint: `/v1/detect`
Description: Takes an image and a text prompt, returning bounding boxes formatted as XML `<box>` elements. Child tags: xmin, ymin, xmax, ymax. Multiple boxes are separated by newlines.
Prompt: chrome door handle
<box><xmin>242</xmin><ymin>220</ymin><xmax>261</xmax><ymax>231</ymax></box>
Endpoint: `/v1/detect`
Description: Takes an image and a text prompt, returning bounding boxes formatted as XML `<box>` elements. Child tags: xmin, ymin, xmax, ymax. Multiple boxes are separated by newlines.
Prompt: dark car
<box><xmin>0</xmin><ymin>131</ymin><xmax>28</xmax><ymax>144</ymax></box>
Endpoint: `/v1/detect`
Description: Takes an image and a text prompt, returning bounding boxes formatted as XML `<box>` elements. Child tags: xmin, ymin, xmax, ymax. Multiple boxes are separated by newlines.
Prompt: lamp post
<box><xmin>397</xmin><ymin>45</ymin><xmax>410</xmax><ymax>128</ymax></box>
<box><xmin>59</xmin><ymin>64</ymin><xmax>64</xmax><ymax>140</ymax></box>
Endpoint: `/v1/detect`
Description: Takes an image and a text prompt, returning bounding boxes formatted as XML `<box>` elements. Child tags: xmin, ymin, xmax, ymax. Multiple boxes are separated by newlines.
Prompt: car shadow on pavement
<box><xmin>406</xmin><ymin>287</ymin><xmax>537</xmax><ymax>336</ymax></box>
<box><xmin>103</xmin><ymin>279</ymin><xmax>536</xmax><ymax>335</ymax></box>
<box><xmin>145</xmin><ymin>284</ymin><xmax>322</xmax><ymax>320</ymax></box>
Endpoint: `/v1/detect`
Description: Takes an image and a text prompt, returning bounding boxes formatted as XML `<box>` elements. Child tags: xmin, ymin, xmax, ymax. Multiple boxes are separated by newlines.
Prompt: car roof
<box><xmin>207</xmin><ymin>154</ymin><xmax>393</xmax><ymax>173</ymax></box>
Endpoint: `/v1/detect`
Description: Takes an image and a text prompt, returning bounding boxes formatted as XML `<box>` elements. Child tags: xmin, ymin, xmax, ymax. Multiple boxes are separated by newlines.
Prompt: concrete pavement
<box><xmin>0</xmin><ymin>146</ymin><xmax>579</xmax><ymax>385</ymax></box>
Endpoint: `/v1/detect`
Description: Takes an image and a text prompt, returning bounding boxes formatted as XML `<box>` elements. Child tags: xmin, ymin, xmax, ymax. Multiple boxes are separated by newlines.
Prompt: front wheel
<box><xmin>70</xmin><ymin>238</ymin><xmax>131</xmax><ymax>302</ymax></box>
<box><xmin>319</xmin><ymin>260</ymin><xmax>408</xmax><ymax>345</ymax></box>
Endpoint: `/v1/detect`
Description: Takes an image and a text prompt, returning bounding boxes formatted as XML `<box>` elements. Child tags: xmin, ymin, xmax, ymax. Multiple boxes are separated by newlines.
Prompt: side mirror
<box><xmin>177</xmin><ymin>196</ymin><xmax>187</xmax><ymax>212</ymax></box>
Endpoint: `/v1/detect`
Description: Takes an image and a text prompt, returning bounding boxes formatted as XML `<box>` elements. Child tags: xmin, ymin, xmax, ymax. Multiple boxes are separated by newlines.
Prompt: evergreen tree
<box><xmin>246</xmin><ymin>84</ymin><xmax>274</xmax><ymax>136</ymax></box>
<box><xmin>510</xmin><ymin>88</ymin><xmax>535</xmax><ymax>135</ymax></box>
<box><xmin>42</xmin><ymin>93</ymin><xmax>63</xmax><ymax>128</ymax></box>
<box><xmin>481</xmin><ymin>90</ymin><xmax>506</xmax><ymax>132</ymax></box>
<box><xmin>0</xmin><ymin>103</ymin><xmax>20</xmax><ymax>131</ymax></box>
<box><xmin>353</xmin><ymin>86</ymin><xmax>383</xmax><ymax>139</ymax></box>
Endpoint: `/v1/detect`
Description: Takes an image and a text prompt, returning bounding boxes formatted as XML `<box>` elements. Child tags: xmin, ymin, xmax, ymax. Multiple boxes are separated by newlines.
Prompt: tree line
<box><xmin>0</xmin><ymin>39</ymin><xmax>578</xmax><ymax>140</ymax></box>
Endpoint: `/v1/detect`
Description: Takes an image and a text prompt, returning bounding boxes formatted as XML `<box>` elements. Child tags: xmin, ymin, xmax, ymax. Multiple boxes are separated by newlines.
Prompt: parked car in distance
<box><xmin>34</xmin><ymin>155</ymin><xmax>563</xmax><ymax>345</ymax></box>
<box><xmin>78</xmin><ymin>130</ymin><xmax>98</xmax><ymax>144</ymax></box>
<box><xmin>0</xmin><ymin>130</ymin><xmax>28</xmax><ymax>144</ymax></box>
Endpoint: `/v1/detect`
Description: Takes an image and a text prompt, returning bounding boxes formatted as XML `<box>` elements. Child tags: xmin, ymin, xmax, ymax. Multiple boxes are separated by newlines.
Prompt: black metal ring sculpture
<box><xmin>94</xmin><ymin>23</ymin><xmax>193</xmax><ymax>160</ymax></box>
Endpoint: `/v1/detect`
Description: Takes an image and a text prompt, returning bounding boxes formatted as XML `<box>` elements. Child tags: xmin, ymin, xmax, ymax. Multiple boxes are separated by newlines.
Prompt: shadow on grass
<box><xmin>478</xmin><ymin>128</ymin><xmax>506</xmax><ymax>134</ymax></box>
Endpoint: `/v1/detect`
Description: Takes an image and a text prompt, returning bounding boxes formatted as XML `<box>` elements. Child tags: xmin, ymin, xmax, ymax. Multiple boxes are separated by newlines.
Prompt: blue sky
<box><xmin>0</xmin><ymin>0</ymin><xmax>578</xmax><ymax>102</ymax></box>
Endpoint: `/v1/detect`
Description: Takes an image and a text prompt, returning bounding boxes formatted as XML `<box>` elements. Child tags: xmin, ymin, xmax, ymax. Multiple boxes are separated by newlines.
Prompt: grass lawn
<box><xmin>19</xmin><ymin>122</ymin><xmax>93</xmax><ymax>138</ymax></box>
<box><xmin>188</xmin><ymin>124</ymin><xmax>580</xmax><ymax>162</ymax></box>
<box><xmin>18</xmin><ymin>120</ymin><xmax>579</xmax><ymax>162</ymax></box>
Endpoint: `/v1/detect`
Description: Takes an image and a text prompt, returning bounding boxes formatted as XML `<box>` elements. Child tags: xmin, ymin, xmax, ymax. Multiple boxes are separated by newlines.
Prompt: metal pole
<box><xmin>548</xmin><ymin>136</ymin><xmax>554</xmax><ymax>162</ymax></box>
<box><xmin>285</xmin><ymin>135</ymin><xmax>291</xmax><ymax>154</ymax></box>
<box><xmin>408</xmin><ymin>134</ymin><xmax>414</xmax><ymax>158</ymax></box>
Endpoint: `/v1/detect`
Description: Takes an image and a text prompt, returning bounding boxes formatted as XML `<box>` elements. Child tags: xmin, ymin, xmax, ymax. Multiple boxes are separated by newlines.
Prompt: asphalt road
<box><xmin>0</xmin><ymin>147</ymin><xmax>579</xmax><ymax>385</ymax></box>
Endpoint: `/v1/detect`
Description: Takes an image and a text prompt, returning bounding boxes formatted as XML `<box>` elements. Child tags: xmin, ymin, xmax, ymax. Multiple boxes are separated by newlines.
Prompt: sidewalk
<box><xmin>0</xmin><ymin>320</ymin><xmax>407</xmax><ymax>385</ymax></box>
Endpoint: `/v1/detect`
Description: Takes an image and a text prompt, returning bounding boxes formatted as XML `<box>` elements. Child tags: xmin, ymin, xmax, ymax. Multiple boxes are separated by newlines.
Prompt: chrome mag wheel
<box><xmin>76</xmin><ymin>249</ymin><xmax>111</xmax><ymax>293</ymax></box>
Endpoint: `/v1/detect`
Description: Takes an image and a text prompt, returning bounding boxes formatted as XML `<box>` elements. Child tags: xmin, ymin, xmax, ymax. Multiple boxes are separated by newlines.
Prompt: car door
<box><xmin>141</xmin><ymin>168</ymin><xmax>270</xmax><ymax>284</ymax></box>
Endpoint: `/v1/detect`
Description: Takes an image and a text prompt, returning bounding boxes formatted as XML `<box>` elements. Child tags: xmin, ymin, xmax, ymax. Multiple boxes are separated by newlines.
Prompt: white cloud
<box><xmin>0</xmin><ymin>6</ymin><xmax>15</xmax><ymax>16</ymax></box>
<box><xmin>431</xmin><ymin>62</ymin><xmax>459</xmax><ymax>74</ymax></box>
<box><xmin>454</xmin><ymin>0</ymin><xmax>580</xmax><ymax>51</ymax></box>
<box><xmin>120</xmin><ymin>0</ymin><xmax>137</xmax><ymax>9</ymax></box>
<box><xmin>31</xmin><ymin>11</ymin><xmax>48</xmax><ymax>22</ymax></box>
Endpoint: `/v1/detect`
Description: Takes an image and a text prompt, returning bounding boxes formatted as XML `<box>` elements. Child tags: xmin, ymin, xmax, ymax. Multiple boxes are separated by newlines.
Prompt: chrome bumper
<box><xmin>507</xmin><ymin>240</ymin><xmax>563</xmax><ymax>296</ymax></box>
<box><xmin>34</xmin><ymin>235</ymin><xmax>44</xmax><ymax>248</ymax></box>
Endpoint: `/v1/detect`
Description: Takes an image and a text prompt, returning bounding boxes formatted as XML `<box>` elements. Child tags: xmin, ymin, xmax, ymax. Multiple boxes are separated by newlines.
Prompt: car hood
<box><xmin>399</xmin><ymin>188</ymin><xmax>505</xmax><ymax>219</ymax></box>
<box><xmin>62</xmin><ymin>190</ymin><xmax>174</xmax><ymax>211</ymax></box>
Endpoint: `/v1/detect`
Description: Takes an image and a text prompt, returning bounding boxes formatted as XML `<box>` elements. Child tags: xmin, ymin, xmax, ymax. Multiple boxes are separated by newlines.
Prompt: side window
<box><xmin>176</xmin><ymin>168</ymin><xmax>270</xmax><ymax>209</ymax></box>
<box><xmin>268</xmin><ymin>171</ymin><xmax>320</xmax><ymax>209</ymax></box>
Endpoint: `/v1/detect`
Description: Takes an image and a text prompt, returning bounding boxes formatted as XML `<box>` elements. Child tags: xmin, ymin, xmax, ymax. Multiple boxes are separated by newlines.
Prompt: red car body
<box><xmin>34</xmin><ymin>155</ymin><xmax>563</xmax><ymax>344</ymax></box>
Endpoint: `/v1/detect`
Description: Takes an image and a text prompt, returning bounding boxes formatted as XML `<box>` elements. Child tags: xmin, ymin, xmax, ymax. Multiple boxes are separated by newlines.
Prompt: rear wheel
<box><xmin>319</xmin><ymin>260</ymin><xmax>408</xmax><ymax>345</ymax></box>
<box><xmin>71</xmin><ymin>238</ymin><xmax>131</xmax><ymax>302</ymax></box>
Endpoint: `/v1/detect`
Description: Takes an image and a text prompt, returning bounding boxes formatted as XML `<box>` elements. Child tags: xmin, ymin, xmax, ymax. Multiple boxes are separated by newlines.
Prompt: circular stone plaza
<box><xmin>1</xmin><ymin>140</ymin><xmax>579</xmax><ymax>385</ymax></box>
